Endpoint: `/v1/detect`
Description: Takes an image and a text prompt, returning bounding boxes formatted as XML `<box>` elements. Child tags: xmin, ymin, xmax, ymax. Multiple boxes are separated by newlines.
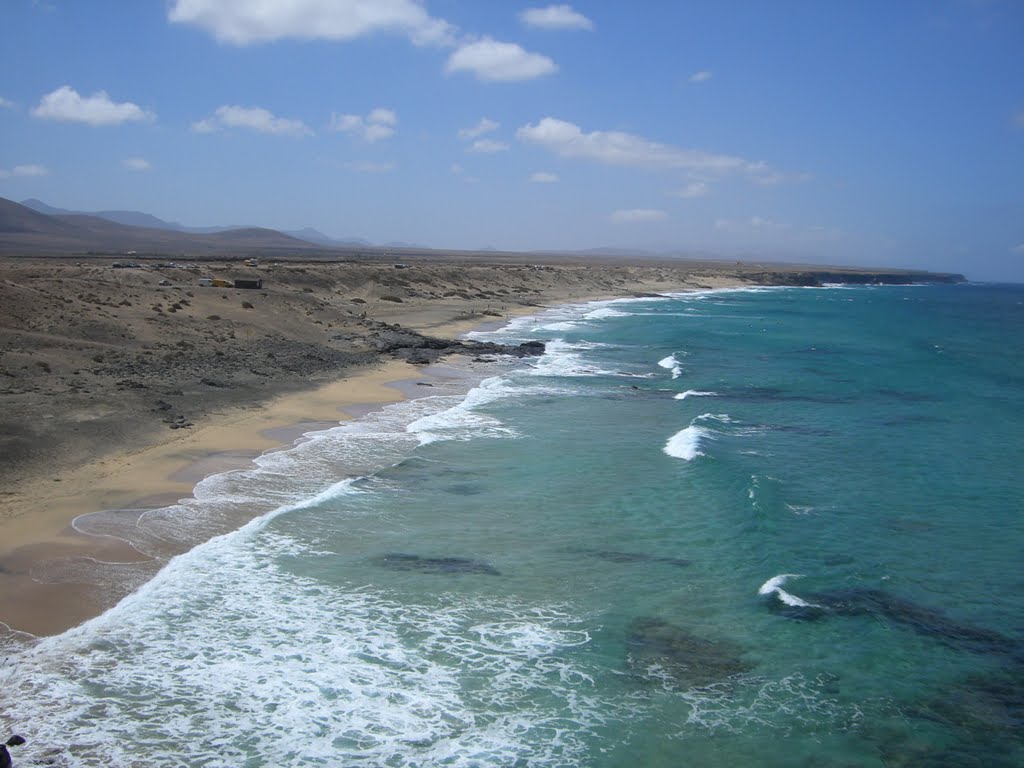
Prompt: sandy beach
<box><xmin>0</xmin><ymin>359</ymin><xmax>431</xmax><ymax>636</ymax></box>
<box><xmin>0</xmin><ymin>254</ymin><xmax>957</xmax><ymax>638</ymax></box>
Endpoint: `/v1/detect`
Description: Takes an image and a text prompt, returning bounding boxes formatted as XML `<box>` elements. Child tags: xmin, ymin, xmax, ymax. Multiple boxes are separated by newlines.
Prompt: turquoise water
<box><xmin>2</xmin><ymin>284</ymin><xmax>1023</xmax><ymax>766</ymax></box>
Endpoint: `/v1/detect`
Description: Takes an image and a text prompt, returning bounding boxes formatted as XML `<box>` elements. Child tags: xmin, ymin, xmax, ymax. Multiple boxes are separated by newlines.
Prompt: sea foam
<box><xmin>528</xmin><ymin>339</ymin><xmax>620</xmax><ymax>378</ymax></box>
<box><xmin>662</xmin><ymin>413</ymin><xmax>736</xmax><ymax>461</ymax></box>
<box><xmin>7</xmin><ymin>535</ymin><xmax>609</xmax><ymax>766</ymax></box>
<box><xmin>663</xmin><ymin>425</ymin><xmax>709</xmax><ymax>460</ymax></box>
<box><xmin>674</xmin><ymin>390</ymin><xmax>718</xmax><ymax>400</ymax></box>
<box><xmin>758</xmin><ymin>574</ymin><xmax>821</xmax><ymax>608</ymax></box>
<box><xmin>658</xmin><ymin>354</ymin><xmax>684</xmax><ymax>379</ymax></box>
<box><xmin>585</xmin><ymin>307</ymin><xmax>631</xmax><ymax>320</ymax></box>
<box><xmin>407</xmin><ymin>376</ymin><xmax>519</xmax><ymax>445</ymax></box>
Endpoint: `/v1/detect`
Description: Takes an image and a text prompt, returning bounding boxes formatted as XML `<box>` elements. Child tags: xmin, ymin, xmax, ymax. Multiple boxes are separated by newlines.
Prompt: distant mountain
<box><xmin>1</xmin><ymin>197</ymin><xmax>323</xmax><ymax>255</ymax></box>
<box><xmin>1</xmin><ymin>197</ymin><xmax>89</xmax><ymax>236</ymax></box>
<box><xmin>21</xmin><ymin>198</ymin><xmax>190</xmax><ymax>232</ymax></box>
<box><xmin>19</xmin><ymin>198</ymin><xmax>379</xmax><ymax>248</ymax></box>
<box><xmin>17</xmin><ymin>199</ymin><xmax>69</xmax><ymax>217</ymax></box>
<box><xmin>282</xmin><ymin>227</ymin><xmax>372</xmax><ymax>248</ymax></box>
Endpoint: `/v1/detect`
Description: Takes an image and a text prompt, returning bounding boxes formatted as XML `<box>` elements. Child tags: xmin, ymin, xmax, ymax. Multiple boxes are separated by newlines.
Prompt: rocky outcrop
<box><xmin>344</xmin><ymin>325</ymin><xmax>546</xmax><ymax>365</ymax></box>
<box><xmin>626</xmin><ymin>617</ymin><xmax>752</xmax><ymax>687</ymax></box>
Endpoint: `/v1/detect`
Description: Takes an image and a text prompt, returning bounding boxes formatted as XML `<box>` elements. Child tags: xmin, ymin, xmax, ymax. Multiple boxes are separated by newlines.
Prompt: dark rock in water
<box><xmin>352</xmin><ymin>327</ymin><xmax>546</xmax><ymax>365</ymax></box>
<box><xmin>443</xmin><ymin>483</ymin><xmax>484</xmax><ymax>496</ymax></box>
<box><xmin>576</xmin><ymin>548</ymin><xmax>690</xmax><ymax>568</ymax></box>
<box><xmin>770</xmin><ymin>602</ymin><xmax>831</xmax><ymax>622</ymax></box>
<box><xmin>800</xmin><ymin>588</ymin><xmax>1019</xmax><ymax>657</ymax></box>
<box><xmin>881</xmin><ymin>668</ymin><xmax>1024</xmax><ymax>768</ymax></box>
<box><xmin>626</xmin><ymin>617</ymin><xmax>751</xmax><ymax>687</ymax></box>
<box><xmin>930</xmin><ymin>672</ymin><xmax>1024</xmax><ymax>733</ymax></box>
<box><xmin>1</xmin><ymin>735</ymin><xmax>26</xmax><ymax>768</ymax></box>
<box><xmin>371</xmin><ymin>553</ymin><xmax>500</xmax><ymax>576</ymax></box>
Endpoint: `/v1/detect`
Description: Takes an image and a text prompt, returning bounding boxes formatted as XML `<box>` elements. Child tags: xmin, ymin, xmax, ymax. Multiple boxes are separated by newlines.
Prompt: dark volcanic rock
<box><xmin>575</xmin><ymin>548</ymin><xmax>690</xmax><ymax>568</ymax></box>
<box><xmin>882</xmin><ymin>668</ymin><xmax>1024</xmax><ymax>768</ymax></box>
<box><xmin>351</xmin><ymin>327</ymin><xmax>545</xmax><ymax>365</ymax></box>
<box><xmin>626</xmin><ymin>617</ymin><xmax>752</xmax><ymax>687</ymax></box>
<box><xmin>770</xmin><ymin>586</ymin><xmax>1020</xmax><ymax>658</ymax></box>
<box><xmin>371</xmin><ymin>552</ymin><xmax>501</xmax><ymax>576</ymax></box>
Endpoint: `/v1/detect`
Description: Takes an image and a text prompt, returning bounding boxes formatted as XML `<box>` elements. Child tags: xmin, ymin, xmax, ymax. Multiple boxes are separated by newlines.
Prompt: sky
<box><xmin>1</xmin><ymin>1</ymin><xmax>1022</xmax><ymax>281</ymax></box>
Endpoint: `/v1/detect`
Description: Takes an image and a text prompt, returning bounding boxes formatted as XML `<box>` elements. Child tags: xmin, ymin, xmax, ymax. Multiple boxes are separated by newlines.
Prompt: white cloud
<box><xmin>329</xmin><ymin>108</ymin><xmax>397</xmax><ymax>142</ymax></box>
<box><xmin>458</xmin><ymin>117</ymin><xmax>499</xmax><ymax>140</ymax></box>
<box><xmin>15</xmin><ymin>164</ymin><xmax>49</xmax><ymax>177</ymax></box>
<box><xmin>123</xmin><ymin>157</ymin><xmax>151</xmax><ymax>171</ymax></box>
<box><xmin>32</xmin><ymin>86</ymin><xmax>154</xmax><ymax>126</ymax></box>
<box><xmin>367</xmin><ymin>107</ymin><xmax>397</xmax><ymax>126</ymax></box>
<box><xmin>670</xmin><ymin>181</ymin><xmax>709</xmax><ymax>198</ymax></box>
<box><xmin>689</xmin><ymin>70</ymin><xmax>713</xmax><ymax>84</ymax></box>
<box><xmin>520</xmin><ymin>4</ymin><xmax>594</xmax><ymax>31</ymax></box>
<box><xmin>168</xmin><ymin>0</ymin><xmax>456</xmax><ymax>47</ymax></box>
<box><xmin>0</xmin><ymin>96</ymin><xmax>16</xmax><ymax>110</ymax></box>
<box><xmin>517</xmin><ymin>117</ymin><xmax>746</xmax><ymax>173</ymax></box>
<box><xmin>1010</xmin><ymin>243</ymin><xmax>1024</xmax><ymax>254</ymax></box>
<box><xmin>192</xmin><ymin>105</ymin><xmax>311</xmax><ymax>136</ymax></box>
<box><xmin>517</xmin><ymin>117</ymin><xmax>805</xmax><ymax>186</ymax></box>
<box><xmin>446</xmin><ymin>38</ymin><xmax>557</xmax><ymax>82</ymax></box>
<box><xmin>466</xmin><ymin>138</ymin><xmax>509</xmax><ymax>154</ymax></box>
<box><xmin>747</xmin><ymin>162</ymin><xmax>812</xmax><ymax>186</ymax></box>
<box><xmin>1014</xmin><ymin>110</ymin><xmax>1024</xmax><ymax>129</ymax></box>
<box><xmin>0</xmin><ymin>164</ymin><xmax>49</xmax><ymax>178</ymax></box>
<box><xmin>612</xmin><ymin>208</ymin><xmax>667</xmax><ymax>223</ymax></box>
<box><xmin>530</xmin><ymin>171</ymin><xmax>559</xmax><ymax>183</ymax></box>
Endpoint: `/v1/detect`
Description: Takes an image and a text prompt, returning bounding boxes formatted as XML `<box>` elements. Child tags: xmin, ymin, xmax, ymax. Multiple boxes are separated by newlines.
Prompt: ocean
<box><xmin>2</xmin><ymin>282</ymin><xmax>1022</xmax><ymax>767</ymax></box>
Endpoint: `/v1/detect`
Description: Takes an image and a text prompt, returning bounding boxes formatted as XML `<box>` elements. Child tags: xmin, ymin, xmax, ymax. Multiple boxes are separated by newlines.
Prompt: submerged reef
<box><xmin>371</xmin><ymin>553</ymin><xmax>501</xmax><ymax>576</ymax></box>
<box><xmin>626</xmin><ymin>617</ymin><xmax>752</xmax><ymax>688</ymax></box>
<box><xmin>573</xmin><ymin>548</ymin><xmax>691</xmax><ymax>568</ymax></box>
<box><xmin>766</xmin><ymin>585</ymin><xmax>1019</xmax><ymax>658</ymax></box>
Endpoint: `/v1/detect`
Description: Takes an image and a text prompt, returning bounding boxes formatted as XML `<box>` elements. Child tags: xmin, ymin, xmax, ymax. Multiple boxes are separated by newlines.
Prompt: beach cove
<box><xmin>1</xmin><ymin>254</ymin><xmax>778</xmax><ymax>637</ymax></box>
<box><xmin>5</xmin><ymin>260</ymin><xmax>1010</xmax><ymax>768</ymax></box>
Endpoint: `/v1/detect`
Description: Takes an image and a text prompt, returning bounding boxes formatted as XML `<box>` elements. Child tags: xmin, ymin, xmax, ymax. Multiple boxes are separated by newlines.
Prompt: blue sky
<box><xmin>1</xmin><ymin>1</ymin><xmax>1022</xmax><ymax>280</ymax></box>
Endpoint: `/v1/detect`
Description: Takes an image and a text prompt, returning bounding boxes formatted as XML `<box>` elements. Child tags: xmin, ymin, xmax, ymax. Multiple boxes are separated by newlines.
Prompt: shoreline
<box><xmin>0</xmin><ymin>358</ymin><xmax>437</xmax><ymax>638</ymax></box>
<box><xmin>0</xmin><ymin>302</ymin><xmax>580</xmax><ymax>639</ymax></box>
<box><xmin>1</xmin><ymin>257</ymin><xmax>953</xmax><ymax>640</ymax></box>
